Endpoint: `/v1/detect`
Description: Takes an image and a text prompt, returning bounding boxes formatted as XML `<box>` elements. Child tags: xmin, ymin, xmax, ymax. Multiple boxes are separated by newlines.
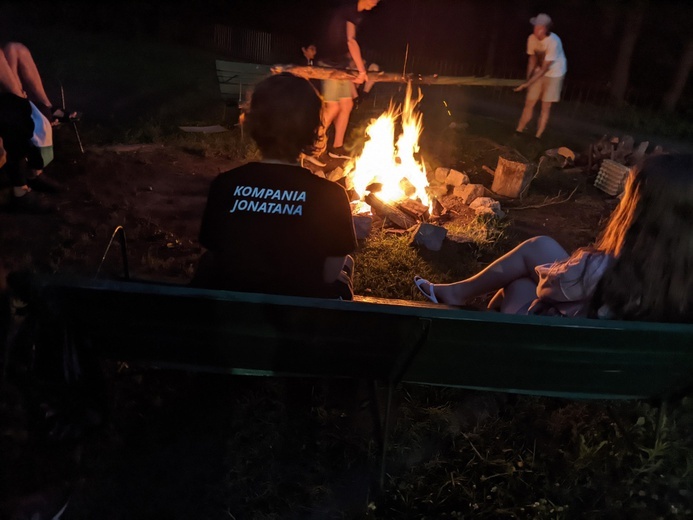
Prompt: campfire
<box><xmin>345</xmin><ymin>82</ymin><xmax>430</xmax><ymax>225</ymax></box>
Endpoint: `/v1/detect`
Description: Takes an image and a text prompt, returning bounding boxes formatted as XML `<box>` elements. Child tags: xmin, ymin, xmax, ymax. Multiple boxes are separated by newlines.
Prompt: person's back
<box><xmin>196</xmin><ymin>73</ymin><xmax>357</xmax><ymax>299</ymax></box>
<box><xmin>199</xmin><ymin>162</ymin><xmax>355</xmax><ymax>297</ymax></box>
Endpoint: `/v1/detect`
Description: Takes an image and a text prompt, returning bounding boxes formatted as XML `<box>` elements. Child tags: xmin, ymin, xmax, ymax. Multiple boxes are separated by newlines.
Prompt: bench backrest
<box><xmin>37</xmin><ymin>278</ymin><xmax>693</xmax><ymax>400</ymax></box>
<box><xmin>216</xmin><ymin>60</ymin><xmax>272</xmax><ymax>102</ymax></box>
<box><xmin>39</xmin><ymin>278</ymin><xmax>427</xmax><ymax>385</ymax></box>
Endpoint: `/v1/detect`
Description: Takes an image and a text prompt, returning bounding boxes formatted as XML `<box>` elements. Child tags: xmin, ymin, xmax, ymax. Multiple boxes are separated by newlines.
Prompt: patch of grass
<box><xmin>353</xmin><ymin>214</ymin><xmax>506</xmax><ymax>301</ymax></box>
<box><xmin>378</xmin><ymin>393</ymin><xmax>693</xmax><ymax>519</ymax></box>
<box><xmin>169</xmin><ymin>127</ymin><xmax>260</xmax><ymax>162</ymax></box>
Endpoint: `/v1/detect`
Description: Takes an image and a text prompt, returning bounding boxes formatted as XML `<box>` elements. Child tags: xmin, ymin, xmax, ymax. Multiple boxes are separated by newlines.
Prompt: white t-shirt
<box><xmin>527</xmin><ymin>33</ymin><xmax>567</xmax><ymax>78</ymax></box>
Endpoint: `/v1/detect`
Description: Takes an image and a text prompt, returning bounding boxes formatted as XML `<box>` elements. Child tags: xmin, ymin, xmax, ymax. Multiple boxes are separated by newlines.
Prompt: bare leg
<box><xmin>515</xmin><ymin>97</ymin><xmax>538</xmax><ymax>133</ymax></box>
<box><xmin>322</xmin><ymin>101</ymin><xmax>340</xmax><ymax>135</ymax></box>
<box><xmin>536</xmin><ymin>101</ymin><xmax>552</xmax><ymax>138</ymax></box>
<box><xmin>420</xmin><ymin>236</ymin><xmax>569</xmax><ymax>306</ymax></box>
<box><xmin>332</xmin><ymin>97</ymin><xmax>353</xmax><ymax>148</ymax></box>
<box><xmin>0</xmin><ymin>47</ymin><xmax>25</xmax><ymax>97</ymax></box>
<box><xmin>3</xmin><ymin>42</ymin><xmax>52</xmax><ymax>108</ymax></box>
<box><xmin>498</xmin><ymin>278</ymin><xmax>539</xmax><ymax>314</ymax></box>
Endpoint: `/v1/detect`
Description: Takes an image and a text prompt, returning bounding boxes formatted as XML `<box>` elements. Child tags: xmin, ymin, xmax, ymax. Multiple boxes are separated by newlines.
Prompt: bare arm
<box><xmin>515</xmin><ymin>59</ymin><xmax>552</xmax><ymax>92</ymax></box>
<box><xmin>346</xmin><ymin>21</ymin><xmax>367</xmax><ymax>84</ymax></box>
<box><xmin>526</xmin><ymin>54</ymin><xmax>537</xmax><ymax>80</ymax></box>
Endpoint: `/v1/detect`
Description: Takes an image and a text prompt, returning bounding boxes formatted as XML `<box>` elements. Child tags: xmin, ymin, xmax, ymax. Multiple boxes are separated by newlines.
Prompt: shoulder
<box><xmin>548</xmin><ymin>33</ymin><xmax>562</xmax><ymax>45</ymax></box>
<box><xmin>212</xmin><ymin>162</ymin><xmax>255</xmax><ymax>182</ymax></box>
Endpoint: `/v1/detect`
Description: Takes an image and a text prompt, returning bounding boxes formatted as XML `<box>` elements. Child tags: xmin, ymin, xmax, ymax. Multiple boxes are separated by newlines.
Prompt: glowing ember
<box><xmin>345</xmin><ymin>82</ymin><xmax>429</xmax><ymax>214</ymax></box>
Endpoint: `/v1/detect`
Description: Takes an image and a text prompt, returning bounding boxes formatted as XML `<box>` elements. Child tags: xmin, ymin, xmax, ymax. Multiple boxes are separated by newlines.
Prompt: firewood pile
<box><xmin>588</xmin><ymin>135</ymin><xmax>662</xmax><ymax>196</ymax></box>
<box><xmin>589</xmin><ymin>135</ymin><xmax>657</xmax><ymax>170</ymax></box>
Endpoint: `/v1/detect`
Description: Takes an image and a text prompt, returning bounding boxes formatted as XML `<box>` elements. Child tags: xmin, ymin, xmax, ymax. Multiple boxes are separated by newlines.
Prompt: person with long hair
<box><xmin>415</xmin><ymin>154</ymin><xmax>693</xmax><ymax>323</ymax></box>
<box><xmin>195</xmin><ymin>73</ymin><xmax>357</xmax><ymax>299</ymax></box>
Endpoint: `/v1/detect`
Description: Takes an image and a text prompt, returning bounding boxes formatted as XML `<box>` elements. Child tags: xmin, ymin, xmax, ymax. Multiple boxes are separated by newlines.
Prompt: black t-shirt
<box><xmin>321</xmin><ymin>2</ymin><xmax>363</xmax><ymax>66</ymax></box>
<box><xmin>199</xmin><ymin>162</ymin><xmax>357</xmax><ymax>297</ymax></box>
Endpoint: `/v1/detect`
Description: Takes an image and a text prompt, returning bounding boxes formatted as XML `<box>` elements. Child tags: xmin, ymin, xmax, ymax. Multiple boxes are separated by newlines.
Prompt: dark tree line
<box><xmin>3</xmin><ymin>0</ymin><xmax>692</xmax><ymax>113</ymax></box>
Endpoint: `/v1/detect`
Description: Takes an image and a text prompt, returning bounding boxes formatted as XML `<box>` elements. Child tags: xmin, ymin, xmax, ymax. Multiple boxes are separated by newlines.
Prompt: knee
<box><xmin>525</xmin><ymin>235</ymin><xmax>559</xmax><ymax>248</ymax></box>
<box><xmin>3</xmin><ymin>42</ymin><xmax>29</xmax><ymax>60</ymax></box>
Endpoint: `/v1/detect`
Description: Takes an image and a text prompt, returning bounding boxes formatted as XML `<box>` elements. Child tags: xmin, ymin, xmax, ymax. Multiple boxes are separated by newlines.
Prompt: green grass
<box><xmin>353</xmin><ymin>214</ymin><xmax>507</xmax><ymax>301</ymax></box>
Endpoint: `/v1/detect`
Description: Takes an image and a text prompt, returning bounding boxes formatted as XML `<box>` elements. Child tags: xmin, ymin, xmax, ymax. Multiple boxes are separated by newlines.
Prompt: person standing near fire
<box><xmin>319</xmin><ymin>0</ymin><xmax>381</xmax><ymax>160</ymax></box>
<box><xmin>513</xmin><ymin>13</ymin><xmax>567</xmax><ymax>140</ymax></box>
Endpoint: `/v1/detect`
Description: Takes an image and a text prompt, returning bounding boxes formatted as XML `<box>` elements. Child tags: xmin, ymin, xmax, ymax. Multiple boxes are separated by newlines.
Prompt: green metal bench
<box><xmin>34</xmin><ymin>276</ymin><xmax>693</xmax><ymax>401</ymax></box>
<box><xmin>27</xmin><ymin>273</ymin><xmax>693</xmax><ymax>486</ymax></box>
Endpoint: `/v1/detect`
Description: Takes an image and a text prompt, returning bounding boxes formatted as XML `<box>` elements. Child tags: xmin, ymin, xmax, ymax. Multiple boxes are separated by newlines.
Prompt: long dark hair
<box><xmin>245</xmin><ymin>73</ymin><xmax>323</xmax><ymax>161</ymax></box>
<box><xmin>591</xmin><ymin>153</ymin><xmax>693</xmax><ymax>322</ymax></box>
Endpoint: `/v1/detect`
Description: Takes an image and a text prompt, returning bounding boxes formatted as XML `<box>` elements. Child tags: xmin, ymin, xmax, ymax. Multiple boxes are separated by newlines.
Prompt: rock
<box><xmin>453</xmin><ymin>183</ymin><xmax>484</xmax><ymax>204</ymax></box>
<box><xmin>410</xmin><ymin>222</ymin><xmax>448</xmax><ymax>251</ymax></box>
<box><xmin>427</xmin><ymin>184</ymin><xmax>449</xmax><ymax>199</ymax></box>
<box><xmin>434</xmin><ymin>167</ymin><xmax>450</xmax><ymax>183</ymax></box>
<box><xmin>352</xmin><ymin>215</ymin><xmax>373</xmax><ymax>239</ymax></box>
<box><xmin>445</xmin><ymin>169</ymin><xmax>469</xmax><ymax>187</ymax></box>
<box><xmin>470</xmin><ymin>197</ymin><xmax>505</xmax><ymax>218</ymax></box>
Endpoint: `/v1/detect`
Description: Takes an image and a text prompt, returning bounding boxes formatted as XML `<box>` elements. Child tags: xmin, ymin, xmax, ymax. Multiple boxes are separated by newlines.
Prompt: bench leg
<box><xmin>380</xmin><ymin>383</ymin><xmax>395</xmax><ymax>490</ymax></box>
<box><xmin>654</xmin><ymin>399</ymin><xmax>669</xmax><ymax>447</ymax></box>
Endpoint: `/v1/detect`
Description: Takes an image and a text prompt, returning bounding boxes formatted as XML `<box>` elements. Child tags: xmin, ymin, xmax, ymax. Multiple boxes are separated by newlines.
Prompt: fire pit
<box><xmin>345</xmin><ymin>83</ymin><xmax>431</xmax><ymax>226</ymax></box>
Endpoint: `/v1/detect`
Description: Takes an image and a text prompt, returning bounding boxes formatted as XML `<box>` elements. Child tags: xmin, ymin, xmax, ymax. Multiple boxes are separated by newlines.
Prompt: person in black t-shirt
<box><xmin>319</xmin><ymin>0</ymin><xmax>380</xmax><ymax>160</ymax></box>
<box><xmin>195</xmin><ymin>73</ymin><xmax>358</xmax><ymax>299</ymax></box>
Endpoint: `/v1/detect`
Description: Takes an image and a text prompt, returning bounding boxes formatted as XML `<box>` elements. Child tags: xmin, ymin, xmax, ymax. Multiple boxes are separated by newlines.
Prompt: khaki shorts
<box><xmin>322</xmin><ymin>79</ymin><xmax>353</xmax><ymax>102</ymax></box>
<box><xmin>527</xmin><ymin>75</ymin><xmax>564</xmax><ymax>103</ymax></box>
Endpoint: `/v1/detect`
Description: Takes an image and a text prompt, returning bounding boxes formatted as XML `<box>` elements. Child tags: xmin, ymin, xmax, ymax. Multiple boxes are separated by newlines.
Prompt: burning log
<box><xmin>398</xmin><ymin>199</ymin><xmax>429</xmax><ymax>220</ymax></box>
<box><xmin>365</xmin><ymin>193</ymin><xmax>418</xmax><ymax>230</ymax></box>
<box><xmin>271</xmin><ymin>65</ymin><xmax>523</xmax><ymax>88</ymax></box>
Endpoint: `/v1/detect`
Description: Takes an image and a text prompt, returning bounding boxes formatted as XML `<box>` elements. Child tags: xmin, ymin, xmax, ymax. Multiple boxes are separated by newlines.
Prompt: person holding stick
<box><xmin>513</xmin><ymin>13</ymin><xmax>567</xmax><ymax>140</ymax></box>
<box><xmin>319</xmin><ymin>0</ymin><xmax>380</xmax><ymax>159</ymax></box>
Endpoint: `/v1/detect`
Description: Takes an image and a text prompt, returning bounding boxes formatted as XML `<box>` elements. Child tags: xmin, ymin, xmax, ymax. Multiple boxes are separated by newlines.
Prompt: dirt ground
<box><xmin>0</xmin><ymin>122</ymin><xmax>614</xmax><ymax>282</ymax></box>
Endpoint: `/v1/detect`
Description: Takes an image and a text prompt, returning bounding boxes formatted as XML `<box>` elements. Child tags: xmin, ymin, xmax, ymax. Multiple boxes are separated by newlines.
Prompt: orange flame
<box><xmin>345</xmin><ymin>82</ymin><xmax>429</xmax><ymax>213</ymax></box>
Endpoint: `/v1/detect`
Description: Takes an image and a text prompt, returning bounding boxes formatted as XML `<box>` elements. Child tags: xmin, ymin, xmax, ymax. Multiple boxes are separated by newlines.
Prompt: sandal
<box><xmin>414</xmin><ymin>276</ymin><xmax>438</xmax><ymax>303</ymax></box>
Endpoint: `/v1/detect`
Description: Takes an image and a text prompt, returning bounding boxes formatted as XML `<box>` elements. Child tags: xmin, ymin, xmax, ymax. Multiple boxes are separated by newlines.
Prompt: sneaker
<box><xmin>27</xmin><ymin>174</ymin><xmax>61</xmax><ymax>193</ymax></box>
<box><xmin>300</xmin><ymin>153</ymin><xmax>326</xmax><ymax>168</ymax></box>
<box><xmin>11</xmin><ymin>190</ymin><xmax>54</xmax><ymax>214</ymax></box>
<box><xmin>328</xmin><ymin>145</ymin><xmax>351</xmax><ymax>160</ymax></box>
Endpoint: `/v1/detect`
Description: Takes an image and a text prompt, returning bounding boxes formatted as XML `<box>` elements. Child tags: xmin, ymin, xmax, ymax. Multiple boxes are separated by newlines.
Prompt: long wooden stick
<box><xmin>271</xmin><ymin>65</ymin><xmax>523</xmax><ymax>87</ymax></box>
